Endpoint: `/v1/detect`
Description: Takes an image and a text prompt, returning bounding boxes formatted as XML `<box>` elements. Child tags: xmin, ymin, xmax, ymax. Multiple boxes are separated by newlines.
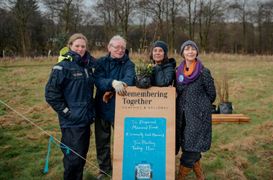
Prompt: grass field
<box><xmin>0</xmin><ymin>53</ymin><xmax>272</xmax><ymax>180</ymax></box>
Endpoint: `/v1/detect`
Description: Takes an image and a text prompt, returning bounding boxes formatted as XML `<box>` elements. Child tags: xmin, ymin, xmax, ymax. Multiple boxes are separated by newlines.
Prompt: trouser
<box><xmin>61</xmin><ymin>126</ymin><xmax>91</xmax><ymax>180</ymax></box>
<box><xmin>180</xmin><ymin>151</ymin><xmax>201</xmax><ymax>168</ymax></box>
<box><xmin>95</xmin><ymin>118</ymin><xmax>113</xmax><ymax>174</ymax></box>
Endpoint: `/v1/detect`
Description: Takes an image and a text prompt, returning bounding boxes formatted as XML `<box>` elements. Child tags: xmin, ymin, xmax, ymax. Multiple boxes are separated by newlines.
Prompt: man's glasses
<box><xmin>111</xmin><ymin>44</ymin><xmax>126</xmax><ymax>51</ymax></box>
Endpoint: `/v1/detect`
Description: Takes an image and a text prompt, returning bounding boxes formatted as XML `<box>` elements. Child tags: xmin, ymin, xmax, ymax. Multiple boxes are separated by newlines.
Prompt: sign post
<box><xmin>113</xmin><ymin>87</ymin><xmax>176</xmax><ymax>180</ymax></box>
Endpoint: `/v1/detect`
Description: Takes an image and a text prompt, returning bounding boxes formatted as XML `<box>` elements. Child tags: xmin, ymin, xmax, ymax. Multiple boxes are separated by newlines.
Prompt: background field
<box><xmin>0</xmin><ymin>53</ymin><xmax>272</xmax><ymax>180</ymax></box>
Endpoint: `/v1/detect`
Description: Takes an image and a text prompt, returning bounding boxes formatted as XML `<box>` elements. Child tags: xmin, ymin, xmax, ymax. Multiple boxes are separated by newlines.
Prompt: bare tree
<box><xmin>1</xmin><ymin>0</ymin><xmax>273</xmax><ymax>55</ymax></box>
<box><xmin>0</xmin><ymin>7</ymin><xmax>18</xmax><ymax>56</ymax></box>
<box><xmin>142</xmin><ymin>0</ymin><xmax>167</xmax><ymax>41</ymax></box>
<box><xmin>184</xmin><ymin>0</ymin><xmax>198</xmax><ymax>40</ymax></box>
<box><xmin>136</xmin><ymin>0</ymin><xmax>149</xmax><ymax>50</ymax></box>
<box><xmin>42</xmin><ymin>0</ymin><xmax>83</xmax><ymax>34</ymax></box>
<box><xmin>198</xmin><ymin>0</ymin><xmax>226</xmax><ymax>51</ymax></box>
<box><xmin>95</xmin><ymin>0</ymin><xmax>135</xmax><ymax>40</ymax></box>
<box><xmin>136</xmin><ymin>0</ymin><xmax>182</xmax><ymax>51</ymax></box>
<box><xmin>116</xmin><ymin>0</ymin><xmax>136</xmax><ymax>39</ymax></box>
<box><xmin>228</xmin><ymin>0</ymin><xmax>252</xmax><ymax>53</ymax></box>
<box><xmin>10</xmin><ymin>0</ymin><xmax>39</xmax><ymax>56</ymax></box>
<box><xmin>95</xmin><ymin>0</ymin><xmax>116</xmax><ymax>39</ymax></box>
<box><xmin>255</xmin><ymin>1</ymin><xmax>273</xmax><ymax>53</ymax></box>
<box><xmin>168</xmin><ymin>0</ymin><xmax>183</xmax><ymax>52</ymax></box>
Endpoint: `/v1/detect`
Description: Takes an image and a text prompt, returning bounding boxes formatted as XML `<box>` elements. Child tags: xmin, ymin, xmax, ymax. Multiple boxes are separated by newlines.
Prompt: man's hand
<box><xmin>112</xmin><ymin>80</ymin><xmax>127</xmax><ymax>95</ymax></box>
<box><xmin>103</xmin><ymin>91</ymin><xmax>114</xmax><ymax>103</ymax></box>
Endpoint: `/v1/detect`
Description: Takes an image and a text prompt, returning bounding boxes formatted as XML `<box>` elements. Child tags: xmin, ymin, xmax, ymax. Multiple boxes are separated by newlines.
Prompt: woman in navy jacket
<box><xmin>45</xmin><ymin>33</ymin><xmax>95</xmax><ymax>180</ymax></box>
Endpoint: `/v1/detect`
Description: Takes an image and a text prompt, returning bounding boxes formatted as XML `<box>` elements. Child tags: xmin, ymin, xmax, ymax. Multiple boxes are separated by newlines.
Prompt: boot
<box><xmin>177</xmin><ymin>165</ymin><xmax>192</xmax><ymax>180</ymax></box>
<box><xmin>193</xmin><ymin>160</ymin><xmax>205</xmax><ymax>180</ymax></box>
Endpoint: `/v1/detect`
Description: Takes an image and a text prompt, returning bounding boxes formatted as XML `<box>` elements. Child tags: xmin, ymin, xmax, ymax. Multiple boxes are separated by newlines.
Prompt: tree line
<box><xmin>0</xmin><ymin>0</ymin><xmax>273</xmax><ymax>57</ymax></box>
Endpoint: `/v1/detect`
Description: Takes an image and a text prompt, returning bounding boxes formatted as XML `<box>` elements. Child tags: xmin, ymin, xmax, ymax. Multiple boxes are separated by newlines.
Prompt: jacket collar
<box><xmin>108</xmin><ymin>53</ymin><xmax>129</xmax><ymax>64</ymax></box>
<box><xmin>67</xmin><ymin>51</ymin><xmax>93</xmax><ymax>67</ymax></box>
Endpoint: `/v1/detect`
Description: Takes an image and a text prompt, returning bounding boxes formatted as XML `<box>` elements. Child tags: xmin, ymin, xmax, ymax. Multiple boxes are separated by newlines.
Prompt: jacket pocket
<box><xmin>68</xmin><ymin>102</ymin><xmax>86</xmax><ymax>124</ymax></box>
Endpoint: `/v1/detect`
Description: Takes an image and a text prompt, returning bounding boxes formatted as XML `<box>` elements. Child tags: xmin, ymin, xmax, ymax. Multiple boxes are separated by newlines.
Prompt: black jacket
<box><xmin>45</xmin><ymin>51</ymin><xmax>96</xmax><ymax>128</ymax></box>
<box><xmin>151</xmin><ymin>58</ymin><xmax>176</xmax><ymax>86</ymax></box>
<box><xmin>94</xmin><ymin>54</ymin><xmax>135</xmax><ymax>123</ymax></box>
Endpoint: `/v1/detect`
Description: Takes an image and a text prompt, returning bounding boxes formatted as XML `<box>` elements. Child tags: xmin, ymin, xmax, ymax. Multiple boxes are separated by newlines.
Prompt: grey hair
<box><xmin>108</xmin><ymin>35</ymin><xmax>126</xmax><ymax>47</ymax></box>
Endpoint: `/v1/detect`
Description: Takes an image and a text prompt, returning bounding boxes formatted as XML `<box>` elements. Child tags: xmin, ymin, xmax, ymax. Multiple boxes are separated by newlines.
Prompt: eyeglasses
<box><xmin>111</xmin><ymin>44</ymin><xmax>126</xmax><ymax>51</ymax></box>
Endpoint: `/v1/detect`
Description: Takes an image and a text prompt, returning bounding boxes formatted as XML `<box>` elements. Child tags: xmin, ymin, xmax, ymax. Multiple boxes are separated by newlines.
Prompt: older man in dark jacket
<box><xmin>94</xmin><ymin>35</ymin><xmax>135</xmax><ymax>179</ymax></box>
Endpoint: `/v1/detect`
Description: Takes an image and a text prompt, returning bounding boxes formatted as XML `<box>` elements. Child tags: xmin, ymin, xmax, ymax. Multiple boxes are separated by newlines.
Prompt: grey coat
<box><xmin>176</xmin><ymin>67</ymin><xmax>216</xmax><ymax>152</ymax></box>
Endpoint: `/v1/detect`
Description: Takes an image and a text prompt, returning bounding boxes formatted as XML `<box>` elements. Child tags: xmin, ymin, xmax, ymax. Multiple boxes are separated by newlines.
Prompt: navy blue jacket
<box><xmin>94</xmin><ymin>54</ymin><xmax>135</xmax><ymax>123</ymax></box>
<box><xmin>45</xmin><ymin>51</ymin><xmax>96</xmax><ymax>128</ymax></box>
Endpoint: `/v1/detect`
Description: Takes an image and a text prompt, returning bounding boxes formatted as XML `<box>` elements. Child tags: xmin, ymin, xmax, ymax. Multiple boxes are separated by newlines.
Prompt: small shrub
<box><xmin>216</xmin><ymin>72</ymin><xmax>230</xmax><ymax>103</ymax></box>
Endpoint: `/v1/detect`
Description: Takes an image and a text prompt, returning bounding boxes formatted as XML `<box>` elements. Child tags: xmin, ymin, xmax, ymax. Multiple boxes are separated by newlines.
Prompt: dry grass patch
<box><xmin>219</xmin><ymin>121</ymin><xmax>273</xmax><ymax>152</ymax></box>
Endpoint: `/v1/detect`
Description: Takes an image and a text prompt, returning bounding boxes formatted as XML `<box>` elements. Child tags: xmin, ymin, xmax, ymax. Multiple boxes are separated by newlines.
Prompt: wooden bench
<box><xmin>212</xmin><ymin>114</ymin><xmax>250</xmax><ymax>124</ymax></box>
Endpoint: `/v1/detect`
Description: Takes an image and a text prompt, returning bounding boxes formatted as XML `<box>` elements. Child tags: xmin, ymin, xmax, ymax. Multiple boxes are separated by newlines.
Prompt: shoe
<box><xmin>193</xmin><ymin>160</ymin><xmax>205</xmax><ymax>180</ymax></box>
<box><xmin>177</xmin><ymin>165</ymin><xmax>192</xmax><ymax>180</ymax></box>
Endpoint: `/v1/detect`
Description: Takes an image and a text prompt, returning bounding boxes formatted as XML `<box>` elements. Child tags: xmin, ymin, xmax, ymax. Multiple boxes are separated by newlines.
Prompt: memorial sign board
<box><xmin>113</xmin><ymin>87</ymin><xmax>176</xmax><ymax>180</ymax></box>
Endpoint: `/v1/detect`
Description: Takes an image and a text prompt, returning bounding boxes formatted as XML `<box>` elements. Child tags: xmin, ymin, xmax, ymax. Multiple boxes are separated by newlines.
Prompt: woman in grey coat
<box><xmin>176</xmin><ymin>40</ymin><xmax>216</xmax><ymax>180</ymax></box>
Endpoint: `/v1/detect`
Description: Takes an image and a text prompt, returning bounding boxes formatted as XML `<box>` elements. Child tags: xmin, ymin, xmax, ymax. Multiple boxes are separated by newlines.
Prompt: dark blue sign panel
<box><xmin>122</xmin><ymin>117</ymin><xmax>166</xmax><ymax>180</ymax></box>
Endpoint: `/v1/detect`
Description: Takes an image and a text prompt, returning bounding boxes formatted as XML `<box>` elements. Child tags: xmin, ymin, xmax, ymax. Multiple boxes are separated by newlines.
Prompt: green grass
<box><xmin>0</xmin><ymin>54</ymin><xmax>273</xmax><ymax>179</ymax></box>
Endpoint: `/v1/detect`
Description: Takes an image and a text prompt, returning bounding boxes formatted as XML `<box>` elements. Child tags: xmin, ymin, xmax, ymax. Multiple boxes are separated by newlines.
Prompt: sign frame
<box><xmin>112</xmin><ymin>87</ymin><xmax>176</xmax><ymax>180</ymax></box>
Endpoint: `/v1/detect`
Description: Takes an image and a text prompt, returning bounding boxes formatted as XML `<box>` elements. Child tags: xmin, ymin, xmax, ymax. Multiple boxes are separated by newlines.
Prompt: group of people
<box><xmin>45</xmin><ymin>33</ymin><xmax>216</xmax><ymax>180</ymax></box>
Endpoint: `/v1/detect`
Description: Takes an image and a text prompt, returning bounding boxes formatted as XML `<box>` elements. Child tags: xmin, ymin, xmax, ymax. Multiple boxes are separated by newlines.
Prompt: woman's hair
<box><xmin>149</xmin><ymin>46</ymin><xmax>169</xmax><ymax>64</ymax></box>
<box><xmin>67</xmin><ymin>33</ymin><xmax>88</xmax><ymax>48</ymax></box>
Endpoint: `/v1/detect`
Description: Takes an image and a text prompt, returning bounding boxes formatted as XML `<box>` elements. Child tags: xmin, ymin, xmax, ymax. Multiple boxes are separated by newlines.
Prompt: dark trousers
<box><xmin>95</xmin><ymin>118</ymin><xmax>113</xmax><ymax>174</ymax></box>
<box><xmin>61</xmin><ymin>126</ymin><xmax>90</xmax><ymax>180</ymax></box>
<box><xmin>180</xmin><ymin>151</ymin><xmax>201</xmax><ymax>168</ymax></box>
